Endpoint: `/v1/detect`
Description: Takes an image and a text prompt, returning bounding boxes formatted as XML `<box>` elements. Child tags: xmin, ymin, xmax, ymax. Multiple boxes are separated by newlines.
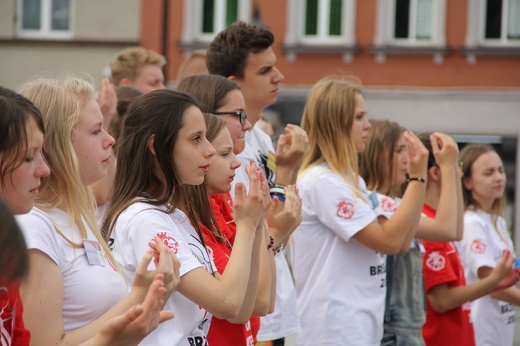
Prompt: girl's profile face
<box><xmin>350</xmin><ymin>93</ymin><xmax>371</xmax><ymax>153</ymax></box>
<box><xmin>72</xmin><ymin>95</ymin><xmax>115</xmax><ymax>186</ymax></box>
<box><xmin>464</xmin><ymin>150</ymin><xmax>506</xmax><ymax>209</ymax></box>
<box><xmin>215</xmin><ymin>89</ymin><xmax>251</xmax><ymax>155</ymax></box>
<box><xmin>0</xmin><ymin>117</ymin><xmax>50</xmax><ymax>215</ymax></box>
<box><xmin>205</xmin><ymin>128</ymin><xmax>241</xmax><ymax>195</ymax></box>
<box><xmin>174</xmin><ymin>106</ymin><xmax>216</xmax><ymax>185</ymax></box>
<box><xmin>390</xmin><ymin>133</ymin><xmax>409</xmax><ymax>186</ymax></box>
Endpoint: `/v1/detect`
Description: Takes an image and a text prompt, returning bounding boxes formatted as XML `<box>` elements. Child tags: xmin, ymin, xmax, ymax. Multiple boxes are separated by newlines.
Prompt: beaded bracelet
<box><xmin>267</xmin><ymin>235</ymin><xmax>284</xmax><ymax>255</ymax></box>
<box><xmin>407</xmin><ymin>177</ymin><xmax>426</xmax><ymax>183</ymax></box>
<box><xmin>267</xmin><ymin>235</ymin><xmax>274</xmax><ymax>251</ymax></box>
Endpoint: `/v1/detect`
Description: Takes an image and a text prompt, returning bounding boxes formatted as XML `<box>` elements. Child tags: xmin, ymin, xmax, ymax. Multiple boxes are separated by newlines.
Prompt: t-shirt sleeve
<box><xmin>459</xmin><ymin>216</ymin><xmax>498</xmax><ymax>276</ymax></box>
<box><xmin>374</xmin><ymin>194</ymin><xmax>400</xmax><ymax>220</ymax></box>
<box><xmin>422</xmin><ymin>242</ymin><xmax>458</xmax><ymax>292</ymax></box>
<box><xmin>125</xmin><ymin>210</ymin><xmax>202</xmax><ymax>277</ymax></box>
<box><xmin>306</xmin><ymin>174</ymin><xmax>377</xmax><ymax>242</ymax></box>
<box><xmin>17</xmin><ymin>212</ymin><xmax>62</xmax><ymax>267</ymax></box>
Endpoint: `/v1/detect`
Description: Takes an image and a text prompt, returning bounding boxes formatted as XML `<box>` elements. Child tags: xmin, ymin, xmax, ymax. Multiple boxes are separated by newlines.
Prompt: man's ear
<box><xmin>148</xmin><ymin>135</ymin><xmax>156</xmax><ymax>157</ymax></box>
<box><xmin>228</xmin><ymin>75</ymin><xmax>243</xmax><ymax>88</ymax></box>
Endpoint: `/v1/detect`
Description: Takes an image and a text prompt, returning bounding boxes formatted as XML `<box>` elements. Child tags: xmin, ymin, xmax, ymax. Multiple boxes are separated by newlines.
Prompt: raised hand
<box><xmin>81</xmin><ymin>274</ymin><xmax>174</xmax><ymax>346</ymax></box>
<box><xmin>404</xmin><ymin>131</ymin><xmax>429</xmax><ymax>182</ymax></box>
<box><xmin>492</xmin><ymin>250</ymin><xmax>519</xmax><ymax>291</ymax></box>
<box><xmin>97</xmin><ymin>77</ymin><xmax>118</xmax><ymax>130</ymax></box>
<box><xmin>275</xmin><ymin>124</ymin><xmax>309</xmax><ymax>184</ymax></box>
<box><xmin>148</xmin><ymin>235</ymin><xmax>181</xmax><ymax>299</ymax></box>
<box><xmin>430</xmin><ymin>133</ymin><xmax>459</xmax><ymax>169</ymax></box>
<box><xmin>233</xmin><ymin>161</ymin><xmax>271</xmax><ymax>232</ymax></box>
<box><xmin>131</xmin><ymin>237</ymin><xmax>178</xmax><ymax>300</ymax></box>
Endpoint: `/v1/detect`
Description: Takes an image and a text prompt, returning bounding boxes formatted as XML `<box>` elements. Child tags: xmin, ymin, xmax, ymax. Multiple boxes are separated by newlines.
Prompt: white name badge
<box><xmin>83</xmin><ymin>239</ymin><xmax>106</xmax><ymax>266</ymax></box>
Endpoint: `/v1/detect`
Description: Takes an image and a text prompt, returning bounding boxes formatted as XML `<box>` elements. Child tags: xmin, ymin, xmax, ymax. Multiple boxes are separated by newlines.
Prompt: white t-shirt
<box><xmin>110</xmin><ymin>201</ymin><xmax>215</xmax><ymax>346</ymax></box>
<box><xmin>233</xmin><ymin>126</ymin><xmax>276</xmax><ymax>192</ymax></box>
<box><xmin>455</xmin><ymin>207</ymin><xmax>515</xmax><ymax>346</ymax></box>
<box><xmin>292</xmin><ymin>164</ymin><xmax>386</xmax><ymax>346</ymax></box>
<box><xmin>376</xmin><ymin>193</ymin><xmax>423</xmax><ymax>251</ymax></box>
<box><xmin>234</xmin><ymin>126</ymin><xmax>301</xmax><ymax>340</ymax></box>
<box><xmin>17</xmin><ymin>207</ymin><xmax>127</xmax><ymax>333</ymax></box>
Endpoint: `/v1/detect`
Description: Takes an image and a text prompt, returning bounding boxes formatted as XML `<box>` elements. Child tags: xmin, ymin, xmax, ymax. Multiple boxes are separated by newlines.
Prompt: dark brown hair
<box><xmin>102</xmin><ymin>89</ymin><xmax>203</xmax><ymax>241</ymax></box>
<box><xmin>0</xmin><ymin>86</ymin><xmax>45</xmax><ymax>189</ymax></box>
<box><xmin>0</xmin><ymin>198</ymin><xmax>29</xmax><ymax>282</ymax></box>
<box><xmin>188</xmin><ymin>113</ymin><xmax>228</xmax><ymax>242</ymax></box>
<box><xmin>207</xmin><ymin>21</ymin><xmax>274</xmax><ymax>79</ymax></box>
<box><xmin>177</xmin><ymin>74</ymin><xmax>241</xmax><ymax>113</ymax></box>
<box><xmin>110</xmin><ymin>86</ymin><xmax>143</xmax><ymax>151</ymax></box>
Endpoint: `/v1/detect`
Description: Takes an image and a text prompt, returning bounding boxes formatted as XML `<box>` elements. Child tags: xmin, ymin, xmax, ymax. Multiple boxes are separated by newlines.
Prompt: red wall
<box><xmin>141</xmin><ymin>0</ymin><xmax>520</xmax><ymax>88</ymax></box>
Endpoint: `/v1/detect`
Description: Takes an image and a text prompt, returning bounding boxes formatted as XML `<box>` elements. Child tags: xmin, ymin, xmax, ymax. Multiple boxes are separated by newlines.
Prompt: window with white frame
<box><xmin>394</xmin><ymin>0</ymin><xmax>434</xmax><ymax>42</ymax></box>
<box><xmin>287</xmin><ymin>0</ymin><xmax>355</xmax><ymax>46</ymax></box>
<box><xmin>482</xmin><ymin>0</ymin><xmax>520</xmax><ymax>44</ymax></box>
<box><xmin>198</xmin><ymin>0</ymin><xmax>240</xmax><ymax>41</ymax></box>
<box><xmin>282</xmin><ymin>0</ymin><xmax>356</xmax><ymax>62</ymax></box>
<box><xmin>375</xmin><ymin>0</ymin><xmax>446</xmax><ymax>46</ymax></box>
<box><xmin>302</xmin><ymin>0</ymin><xmax>344</xmax><ymax>43</ymax></box>
<box><xmin>373</xmin><ymin>0</ymin><xmax>447</xmax><ymax>63</ymax></box>
<box><xmin>17</xmin><ymin>0</ymin><xmax>73</xmax><ymax>39</ymax></box>
<box><xmin>464</xmin><ymin>0</ymin><xmax>520</xmax><ymax>63</ymax></box>
<box><xmin>181</xmin><ymin>0</ymin><xmax>251</xmax><ymax>45</ymax></box>
<box><xmin>376</xmin><ymin>0</ymin><xmax>446</xmax><ymax>46</ymax></box>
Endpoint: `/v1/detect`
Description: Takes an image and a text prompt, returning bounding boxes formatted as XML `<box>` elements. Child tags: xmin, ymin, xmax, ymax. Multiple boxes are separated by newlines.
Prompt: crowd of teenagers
<box><xmin>1</xmin><ymin>21</ymin><xmax>520</xmax><ymax>346</ymax></box>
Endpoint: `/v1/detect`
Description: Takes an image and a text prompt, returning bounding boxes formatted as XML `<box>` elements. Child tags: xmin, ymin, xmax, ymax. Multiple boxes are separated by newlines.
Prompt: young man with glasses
<box><xmin>207</xmin><ymin>21</ymin><xmax>308</xmax><ymax>346</ymax></box>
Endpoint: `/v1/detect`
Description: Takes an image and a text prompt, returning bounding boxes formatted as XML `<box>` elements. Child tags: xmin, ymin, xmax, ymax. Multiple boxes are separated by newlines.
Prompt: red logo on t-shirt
<box><xmin>470</xmin><ymin>239</ymin><xmax>486</xmax><ymax>254</ymax></box>
<box><xmin>380</xmin><ymin>197</ymin><xmax>397</xmax><ymax>212</ymax></box>
<box><xmin>336</xmin><ymin>201</ymin><xmax>354</xmax><ymax>219</ymax></box>
<box><xmin>155</xmin><ymin>232</ymin><xmax>180</xmax><ymax>254</ymax></box>
<box><xmin>426</xmin><ymin>251</ymin><xmax>446</xmax><ymax>271</ymax></box>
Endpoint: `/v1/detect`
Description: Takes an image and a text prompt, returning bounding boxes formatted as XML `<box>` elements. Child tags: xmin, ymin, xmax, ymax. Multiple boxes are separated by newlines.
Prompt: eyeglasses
<box><xmin>213</xmin><ymin>111</ymin><xmax>247</xmax><ymax>126</ymax></box>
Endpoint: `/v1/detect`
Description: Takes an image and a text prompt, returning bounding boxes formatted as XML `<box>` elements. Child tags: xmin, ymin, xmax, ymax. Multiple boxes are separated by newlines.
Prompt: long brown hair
<box><xmin>189</xmin><ymin>113</ymin><xmax>228</xmax><ymax>242</ymax></box>
<box><xmin>102</xmin><ymin>90</ymin><xmax>205</xmax><ymax>242</ymax></box>
<box><xmin>360</xmin><ymin>120</ymin><xmax>406</xmax><ymax>197</ymax></box>
<box><xmin>177</xmin><ymin>75</ymin><xmax>239</xmax><ymax>243</ymax></box>
<box><xmin>460</xmin><ymin>143</ymin><xmax>506</xmax><ymax>225</ymax></box>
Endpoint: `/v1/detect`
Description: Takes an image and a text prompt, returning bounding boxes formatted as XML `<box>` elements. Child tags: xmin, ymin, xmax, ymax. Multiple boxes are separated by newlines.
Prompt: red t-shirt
<box><xmin>203</xmin><ymin>193</ymin><xmax>260</xmax><ymax>346</ymax></box>
<box><xmin>0</xmin><ymin>282</ymin><xmax>31</xmax><ymax>346</ymax></box>
<box><xmin>421</xmin><ymin>204</ymin><xmax>475</xmax><ymax>346</ymax></box>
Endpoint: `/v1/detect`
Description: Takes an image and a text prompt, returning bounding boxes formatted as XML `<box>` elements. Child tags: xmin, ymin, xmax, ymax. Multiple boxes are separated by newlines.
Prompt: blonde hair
<box><xmin>110</xmin><ymin>47</ymin><xmax>166</xmax><ymax>85</ymax></box>
<box><xmin>19</xmin><ymin>77</ymin><xmax>118</xmax><ymax>268</ymax></box>
<box><xmin>299</xmin><ymin>76</ymin><xmax>364</xmax><ymax>197</ymax></box>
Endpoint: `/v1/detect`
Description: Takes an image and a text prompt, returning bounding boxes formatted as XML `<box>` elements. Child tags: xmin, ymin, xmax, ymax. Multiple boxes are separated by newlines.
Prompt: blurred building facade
<box><xmin>0</xmin><ymin>0</ymin><xmax>140</xmax><ymax>90</ymax></box>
